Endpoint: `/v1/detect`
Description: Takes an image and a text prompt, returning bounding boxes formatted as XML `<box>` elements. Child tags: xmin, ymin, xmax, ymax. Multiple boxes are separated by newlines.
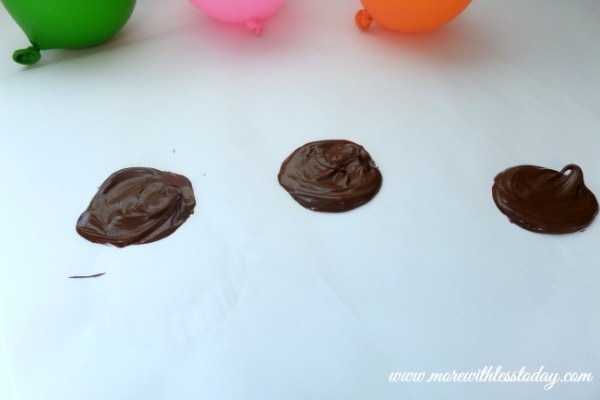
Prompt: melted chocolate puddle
<box><xmin>278</xmin><ymin>140</ymin><xmax>382</xmax><ymax>212</ymax></box>
<box><xmin>76</xmin><ymin>167</ymin><xmax>196</xmax><ymax>247</ymax></box>
<box><xmin>492</xmin><ymin>164</ymin><xmax>598</xmax><ymax>233</ymax></box>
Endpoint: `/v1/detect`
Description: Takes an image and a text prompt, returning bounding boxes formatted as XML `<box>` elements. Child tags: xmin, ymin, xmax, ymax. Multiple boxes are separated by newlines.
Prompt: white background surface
<box><xmin>1</xmin><ymin>1</ymin><xmax>600</xmax><ymax>399</ymax></box>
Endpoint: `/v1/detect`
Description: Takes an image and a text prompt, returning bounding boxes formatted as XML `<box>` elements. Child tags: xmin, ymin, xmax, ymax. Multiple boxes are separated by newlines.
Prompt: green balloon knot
<box><xmin>13</xmin><ymin>46</ymin><xmax>41</xmax><ymax>65</ymax></box>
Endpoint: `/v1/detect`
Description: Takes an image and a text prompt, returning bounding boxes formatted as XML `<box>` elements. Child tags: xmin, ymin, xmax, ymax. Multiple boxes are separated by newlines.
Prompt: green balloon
<box><xmin>1</xmin><ymin>0</ymin><xmax>136</xmax><ymax>65</ymax></box>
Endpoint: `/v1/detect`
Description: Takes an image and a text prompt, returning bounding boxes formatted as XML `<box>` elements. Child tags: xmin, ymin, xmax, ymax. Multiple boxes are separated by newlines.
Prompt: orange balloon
<box><xmin>356</xmin><ymin>0</ymin><xmax>472</xmax><ymax>33</ymax></box>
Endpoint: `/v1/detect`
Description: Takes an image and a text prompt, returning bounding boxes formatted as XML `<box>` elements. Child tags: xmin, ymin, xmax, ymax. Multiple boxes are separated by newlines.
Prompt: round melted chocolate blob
<box><xmin>76</xmin><ymin>167</ymin><xmax>196</xmax><ymax>247</ymax></box>
<box><xmin>492</xmin><ymin>164</ymin><xmax>598</xmax><ymax>233</ymax></box>
<box><xmin>278</xmin><ymin>140</ymin><xmax>382</xmax><ymax>212</ymax></box>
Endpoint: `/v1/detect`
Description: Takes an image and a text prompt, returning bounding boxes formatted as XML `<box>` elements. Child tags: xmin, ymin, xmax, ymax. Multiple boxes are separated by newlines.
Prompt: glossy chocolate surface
<box><xmin>76</xmin><ymin>167</ymin><xmax>196</xmax><ymax>247</ymax></box>
<box><xmin>492</xmin><ymin>164</ymin><xmax>598</xmax><ymax>233</ymax></box>
<box><xmin>278</xmin><ymin>140</ymin><xmax>382</xmax><ymax>212</ymax></box>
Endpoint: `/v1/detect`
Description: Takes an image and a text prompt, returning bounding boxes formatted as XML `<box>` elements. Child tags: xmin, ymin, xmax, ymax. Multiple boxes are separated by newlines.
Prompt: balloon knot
<box><xmin>13</xmin><ymin>45</ymin><xmax>41</xmax><ymax>65</ymax></box>
<box><xmin>355</xmin><ymin>9</ymin><xmax>373</xmax><ymax>31</ymax></box>
<box><xmin>246</xmin><ymin>19</ymin><xmax>263</xmax><ymax>36</ymax></box>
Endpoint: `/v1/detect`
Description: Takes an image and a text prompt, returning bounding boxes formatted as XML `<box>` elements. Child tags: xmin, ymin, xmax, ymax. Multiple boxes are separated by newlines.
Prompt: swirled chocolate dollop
<box><xmin>76</xmin><ymin>167</ymin><xmax>196</xmax><ymax>247</ymax></box>
<box><xmin>492</xmin><ymin>164</ymin><xmax>598</xmax><ymax>233</ymax></box>
<box><xmin>278</xmin><ymin>140</ymin><xmax>382</xmax><ymax>212</ymax></box>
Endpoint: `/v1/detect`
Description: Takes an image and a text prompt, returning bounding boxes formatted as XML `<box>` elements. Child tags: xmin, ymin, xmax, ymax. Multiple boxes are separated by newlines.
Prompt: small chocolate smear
<box><xmin>76</xmin><ymin>167</ymin><xmax>196</xmax><ymax>247</ymax></box>
<box><xmin>278</xmin><ymin>140</ymin><xmax>382</xmax><ymax>212</ymax></box>
<box><xmin>69</xmin><ymin>273</ymin><xmax>106</xmax><ymax>279</ymax></box>
<box><xmin>492</xmin><ymin>164</ymin><xmax>598</xmax><ymax>233</ymax></box>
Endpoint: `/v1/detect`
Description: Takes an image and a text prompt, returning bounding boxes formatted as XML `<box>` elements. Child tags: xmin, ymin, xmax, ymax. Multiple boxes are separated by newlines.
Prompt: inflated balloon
<box><xmin>356</xmin><ymin>0</ymin><xmax>471</xmax><ymax>33</ymax></box>
<box><xmin>0</xmin><ymin>0</ymin><xmax>136</xmax><ymax>65</ymax></box>
<box><xmin>189</xmin><ymin>0</ymin><xmax>284</xmax><ymax>35</ymax></box>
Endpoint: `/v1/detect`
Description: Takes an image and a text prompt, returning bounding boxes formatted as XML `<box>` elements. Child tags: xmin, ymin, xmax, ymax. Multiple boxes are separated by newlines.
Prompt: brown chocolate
<box><xmin>492</xmin><ymin>164</ymin><xmax>598</xmax><ymax>233</ymax></box>
<box><xmin>76</xmin><ymin>167</ymin><xmax>196</xmax><ymax>247</ymax></box>
<box><xmin>278</xmin><ymin>140</ymin><xmax>382</xmax><ymax>212</ymax></box>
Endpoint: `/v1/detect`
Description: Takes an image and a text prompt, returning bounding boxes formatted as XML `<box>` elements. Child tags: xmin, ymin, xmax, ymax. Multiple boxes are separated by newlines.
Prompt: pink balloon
<box><xmin>189</xmin><ymin>0</ymin><xmax>284</xmax><ymax>35</ymax></box>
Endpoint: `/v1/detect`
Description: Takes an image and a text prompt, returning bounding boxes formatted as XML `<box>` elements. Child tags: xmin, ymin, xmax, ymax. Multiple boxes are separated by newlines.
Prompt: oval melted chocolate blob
<box><xmin>76</xmin><ymin>167</ymin><xmax>196</xmax><ymax>247</ymax></box>
<box><xmin>278</xmin><ymin>140</ymin><xmax>382</xmax><ymax>212</ymax></box>
<box><xmin>492</xmin><ymin>164</ymin><xmax>598</xmax><ymax>233</ymax></box>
